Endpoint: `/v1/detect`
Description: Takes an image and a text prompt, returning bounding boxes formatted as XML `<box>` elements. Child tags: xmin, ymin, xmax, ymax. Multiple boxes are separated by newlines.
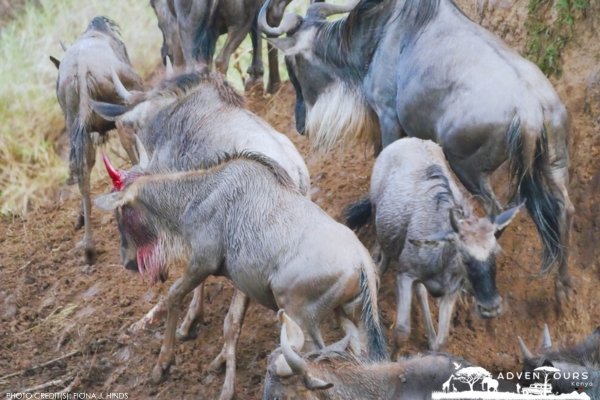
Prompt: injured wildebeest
<box><xmin>50</xmin><ymin>16</ymin><xmax>143</xmax><ymax>264</ymax></box>
<box><xmin>261</xmin><ymin>0</ymin><xmax>574</xmax><ymax>307</ymax></box>
<box><xmin>346</xmin><ymin>138</ymin><xmax>522</xmax><ymax>354</ymax></box>
<box><xmin>263</xmin><ymin>310</ymin><xmax>513</xmax><ymax>399</ymax></box>
<box><xmin>93</xmin><ymin>72</ymin><xmax>310</xmax><ymax>400</ymax></box>
<box><xmin>95</xmin><ymin>152</ymin><xmax>387</xmax><ymax>392</ymax></box>
<box><xmin>518</xmin><ymin>325</ymin><xmax>600</xmax><ymax>397</ymax></box>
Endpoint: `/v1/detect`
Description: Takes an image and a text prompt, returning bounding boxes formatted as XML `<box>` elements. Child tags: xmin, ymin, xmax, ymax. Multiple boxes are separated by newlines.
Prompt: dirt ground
<box><xmin>1</xmin><ymin>2</ymin><xmax>599</xmax><ymax>399</ymax></box>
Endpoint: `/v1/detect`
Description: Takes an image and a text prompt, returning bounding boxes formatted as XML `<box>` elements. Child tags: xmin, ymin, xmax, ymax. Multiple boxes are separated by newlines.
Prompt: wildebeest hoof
<box><xmin>176</xmin><ymin>325</ymin><xmax>198</xmax><ymax>341</ymax></box>
<box><xmin>207</xmin><ymin>352</ymin><xmax>226</xmax><ymax>373</ymax></box>
<box><xmin>151</xmin><ymin>364</ymin><xmax>169</xmax><ymax>384</ymax></box>
<box><xmin>75</xmin><ymin>214</ymin><xmax>84</xmax><ymax>230</ymax></box>
<box><xmin>85</xmin><ymin>247</ymin><xmax>97</xmax><ymax>265</ymax></box>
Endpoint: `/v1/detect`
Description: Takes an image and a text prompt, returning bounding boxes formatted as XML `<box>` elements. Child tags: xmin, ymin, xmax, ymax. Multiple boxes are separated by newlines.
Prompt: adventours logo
<box><xmin>432</xmin><ymin>365</ymin><xmax>593</xmax><ymax>400</ymax></box>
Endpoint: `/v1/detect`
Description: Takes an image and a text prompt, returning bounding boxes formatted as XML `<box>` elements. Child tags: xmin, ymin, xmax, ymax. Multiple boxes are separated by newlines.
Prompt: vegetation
<box><xmin>0</xmin><ymin>0</ymin><xmax>161</xmax><ymax>215</ymax></box>
<box><xmin>525</xmin><ymin>0</ymin><xmax>592</xmax><ymax>77</ymax></box>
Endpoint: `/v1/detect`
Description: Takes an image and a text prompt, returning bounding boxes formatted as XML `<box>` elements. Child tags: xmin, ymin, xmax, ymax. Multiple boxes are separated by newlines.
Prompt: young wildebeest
<box><xmin>260</xmin><ymin>0</ymin><xmax>573</xmax><ymax>306</ymax></box>
<box><xmin>50</xmin><ymin>16</ymin><xmax>143</xmax><ymax>264</ymax></box>
<box><xmin>95</xmin><ymin>152</ymin><xmax>388</xmax><ymax>389</ymax></box>
<box><xmin>263</xmin><ymin>310</ymin><xmax>498</xmax><ymax>399</ymax></box>
<box><xmin>93</xmin><ymin>72</ymin><xmax>310</xmax><ymax>400</ymax></box>
<box><xmin>153</xmin><ymin>0</ymin><xmax>290</xmax><ymax>92</ymax></box>
<box><xmin>346</xmin><ymin>138</ymin><xmax>522</xmax><ymax>354</ymax></box>
<box><xmin>518</xmin><ymin>325</ymin><xmax>600</xmax><ymax>397</ymax></box>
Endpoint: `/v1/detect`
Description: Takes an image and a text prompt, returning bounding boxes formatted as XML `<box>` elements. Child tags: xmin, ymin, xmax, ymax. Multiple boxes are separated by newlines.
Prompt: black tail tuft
<box><xmin>360</xmin><ymin>269</ymin><xmax>388</xmax><ymax>361</ymax></box>
<box><xmin>345</xmin><ymin>197</ymin><xmax>372</xmax><ymax>230</ymax></box>
<box><xmin>507</xmin><ymin>119</ymin><xmax>564</xmax><ymax>274</ymax></box>
<box><xmin>68</xmin><ymin>121</ymin><xmax>89</xmax><ymax>184</ymax></box>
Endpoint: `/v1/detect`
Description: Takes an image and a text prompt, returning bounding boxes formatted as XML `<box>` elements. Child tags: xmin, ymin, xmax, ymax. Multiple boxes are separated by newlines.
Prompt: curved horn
<box><xmin>102</xmin><ymin>152</ymin><xmax>125</xmax><ymax>191</ymax></box>
<box><xmin>134</xmin><ymin>135</ymin><xmax>150</xmax><ymax>170</ymax></box>
<box><xmin>542</xmin><ymin>324</ymin><xmax>552</xmax><ymax>350</ymax></box>
<box><xmin>165</xmin><ymin>55</ymin><xmax>174</xmax><ymax>79</ymax></box>
<box><xmin>59</xmin><ymin>40</ymin><xmax>68</xmax><ymax>52</ymax></box>
<box><xmin>278</xmin><ymin>310</ymin><xmax>308</xmax><ymax>375</ymax></box>
<box><xmin>518</xmin><ymin>336</ymin><xmax>534</xmax><ymax>359</ymax></box>
<box><xmin>111</xmin><ymin>68</ymin><xmax>133</xmax><ymax>102</ymax></box>
<box><xmin>449</xmin><ymin>208</ymin><xmax>462</xmax><ymax>233</ymax></box>
<box><xmin>258</xmin><ymin>0</ymin><xmax>303</xmax><ymax>37</ymax></box>
<box><xmin>306</xmin><ymin>0</ymin><xmax>359</xmax><ymax>19</ymax></box>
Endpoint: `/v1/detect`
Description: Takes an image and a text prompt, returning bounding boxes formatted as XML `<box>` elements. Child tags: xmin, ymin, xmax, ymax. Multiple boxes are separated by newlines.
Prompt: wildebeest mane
<box><xmin>424</xmin><ymin>164</ymin><xmax>456</xmax><ymax>210</ymax></box>
<box><xmin>156</xmin><ymin>72</ymin><xmax>245</xmax><ymax>108</ymax></box>
<box><xmin>210</xmin><ymin>151</ymin><xmax>296</xmax><ymax>190</ymax></box>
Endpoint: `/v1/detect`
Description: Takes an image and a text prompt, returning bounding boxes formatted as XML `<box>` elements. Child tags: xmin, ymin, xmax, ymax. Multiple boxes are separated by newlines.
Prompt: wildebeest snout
<box><xmin>476</xmin><ymin>294</ymin><xmax>503</xmax><ymax>319</ymax></box>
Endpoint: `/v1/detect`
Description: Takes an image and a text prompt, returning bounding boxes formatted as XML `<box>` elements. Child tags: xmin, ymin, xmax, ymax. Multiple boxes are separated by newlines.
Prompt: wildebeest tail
<box><xmin>194</xmin><ymin>0</ymin><xmax>219</xmax><ymax>62</ymax></box>
<box><xmin>507</xmin><ymin>116</ymin><xmax>564</xmax><ymax>274</ymax></box>
<box><xmin>68</xmin><ymin>120</ymin><xmax>89</xmax><ymax>183</ymax></box>
<box><xmin>360</xmin><ymin>267</ymin><xmax>388</xmax><ymax>361</ymax></box>
<box><xmin>345</xmin><ymin>196</ymin><xmax>372</xmax><ymax>230</ymax></box>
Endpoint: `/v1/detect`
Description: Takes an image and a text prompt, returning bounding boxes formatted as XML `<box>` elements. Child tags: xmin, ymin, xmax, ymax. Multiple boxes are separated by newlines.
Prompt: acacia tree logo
<box><xmin>453</xmin><ymin>367</ymin><xmax>493</xmax><ymax>391</ymax></box>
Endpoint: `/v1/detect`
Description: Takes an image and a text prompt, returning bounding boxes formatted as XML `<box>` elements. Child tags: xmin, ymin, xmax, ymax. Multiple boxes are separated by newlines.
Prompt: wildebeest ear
<box><xmin>91</xmin><ymin>100</ymin><xmax>131</xmax><ymax>121</ymax></box>
<box><xmin>266</xmin><ymin>37</ymin><xmax>298</xmax><ymax>55</ymax></box>
<box><xmin>49</xmin><ymin>55</ymin><xmax>60</xmax><ymax>69</ymax></box>
<box><xmin>409</xmin><ymin>232</ymin><xmax>455</xmax><ymax>247</ymax></box>
<box><xmin>94</xmin><ymin>191</ymin><xmax>125</xmax><ymax>211</ymax></box>
<box><xmin>304</xmin><ymin>375</ymin><xmax>333</xmax><ymax>391</ymax></box>
<box><xmin>494</xmin><ymin>202</ymin><xmax>524</xmax><ymax>232</ymax></box>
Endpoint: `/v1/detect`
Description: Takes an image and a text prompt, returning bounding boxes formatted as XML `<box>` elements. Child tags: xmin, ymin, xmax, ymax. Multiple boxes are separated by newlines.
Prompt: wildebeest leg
<box><xmin>448</xmin><ymin>161</ymin><xmax>503</xmax><ymax>217</ymax></box>
<box><xmin>266</xmin><ymin>43</ymin><xmax>280</xmax><ymax>94</ymax></box>
<box><xmin>215</xmin><ymin>21</ymin><xmax>253</xmax><ymax>78</ymax></box>
<box><xmin>393</xmin><ymin>273</ymin><xmax>414</xmax><ymax>359</ymax></box>
<box><xmin>128</xmin><ymin>298</ymin><xmax>167</xmax><ymax>333</ymax></box>
<box><xmin>245</xmin><ymin>17</ymin><xmax>264</xmax><ymax>91</ymax></box>
<box><xmin>176</xmin><ymin>283</ymin><xmax>204</xmax><ymax>340</ymax></box>
<box><xmin>377</xmin><ymin>112</ymin><xmax>403</xmax><ymax>154</ymax></box>
<box><xmin>152</xmin><ymin>270</ymin><xmax>209</xmax><ymax>384</ymax></box>
<box><xmin>207</xmin><ymin>289</ymin><xmax>249</xmax><ymax>400</ymax></box>
<box><xmin>416</xmin><ymin>283</ymin><xmax>437</xmax><ymax>349</ymax></box>
<box><xmin>431</xmin><ymin>293</ymin><xmax>457</xmax><ymax>351</ymax></box>
<box><xmin>78</xmin><ymin>145</ymin><xmax>96</xmax><ymax>264</ymax></box>
<box><xmin>173</xmin><ymin>0</ymin><xmax>208</xmax><ymax>72</ymax></box>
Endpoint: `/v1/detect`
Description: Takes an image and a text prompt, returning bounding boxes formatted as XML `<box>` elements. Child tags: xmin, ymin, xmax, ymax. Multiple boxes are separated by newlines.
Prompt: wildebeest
<box><xmin>155</xmin><ymin>0</ymin><xmax>289</xmax><ymax>92</ymax></box>
<box><xmin>260</xmin><ymin>0</ymin><xmax>574</xmax><ymax>306</ymax></box>
<box><xmin>346</xmin><ymin>138</ymin><xmax>522</xmax><ymax>353</ymax></box>
<box><xmin>518</xmin><ymin>325</ymin><xmax>600</xmax><ymax>397</ymax></box>
<box><xmin>95</xmin><ymin>152</ymin><xmax>388</xmax><ymax>390</ymax></box>
<box><xmin>263</xmin><ymin>310</ymin><xmax>513</xmax><ymax>399</ymax></box>
<box><xmin>92</xmin><ymin>71</ymin><xmax>310</xmax><ymax>400</ymax></box>
<box><xmin>50</xmin><ymin>16</ymin><xmax>143</xmax><ymax>264</ymax></box>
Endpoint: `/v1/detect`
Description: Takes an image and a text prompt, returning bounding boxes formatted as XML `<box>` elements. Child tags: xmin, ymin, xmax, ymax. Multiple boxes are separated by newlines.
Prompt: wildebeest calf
<box><xmin>95</xmin><ymin>152</ymin><xmax>388</xmax><ymax>388</ymax></box>
<box><xmin>51</xmin><ymin>16</ymin><xmax>142</xmax><ymax>264</ymax></box>
<box><xmin>346</xmin><ymin>138</ymin><xmax>521</xmax><ymax>354</ymax></box>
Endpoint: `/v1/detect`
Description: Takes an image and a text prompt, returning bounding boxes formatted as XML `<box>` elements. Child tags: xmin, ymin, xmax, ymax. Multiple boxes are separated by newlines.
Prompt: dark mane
<box><xmin>424</xmin><ymin>164</ymin><xmax>455</xmax><ymax>210</ymax></box>
<box><xmin>212</xmin><ymin>151</ymin><xmax>296</xmax><ymax>190</ymax></box>
<box><xmin>394</xmin><ymin>0</ymin><xmax>442</xmax><ymax>42</ymax></box>
<box><xmin>156</xmin><ymin>72</ymin><xmax>245</xmax><ymax>108</ymax></box>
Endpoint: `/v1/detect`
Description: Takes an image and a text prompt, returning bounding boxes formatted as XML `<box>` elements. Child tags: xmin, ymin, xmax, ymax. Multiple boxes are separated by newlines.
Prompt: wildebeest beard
<box><xmin>120</xmin><ymin>205</ymin><xmax>169</xmax><ymax>284</ymax></box>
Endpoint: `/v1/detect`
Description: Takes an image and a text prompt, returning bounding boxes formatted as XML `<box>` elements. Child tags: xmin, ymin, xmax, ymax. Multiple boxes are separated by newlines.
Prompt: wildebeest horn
<box><xmin>59</xmin><ymin>40</ymin><xmax>68</xmax><ymax>52</ymax></box>
<box><xmin>306</xmin><ymin>0</ymin><xmax>359</xmax><ymax>19</ymax></box>
<box><xmin>449</xmin><ymin>208</ymin><xmax>463</xmax><ymax>233</ymax></box>
<box><xmin>102</xmin><ymin>152</ymin><xmax>125</xmax><ymax>191</ymax></box>
<box><xmin>278</xmin><ymin>310</ymin><xmax>308</xmax><ymax>375</ymax></box>
<box><xmin>134</xmin><ymin>135</ymin><xmax>149</xmax><ymax>170</ymax></box>
<box><xmin>165</xmin><ymin>56</ymin><xmax>174</xmax><ymax>79</ymax></box>
<box><xmin>518</xmin><ymin>336</ymin><xmax>534</xmax><ymax>359</ymax></box>
<box><xmin>111</xmin><ymin>68</ymin><xmax>133</xmax><ymax>102</ymax></box>
<box><xmin>542</xmin><ymin>324</ymin><xmax>552</xmax><ymax>350</ymax></box>
<box><xmin>258</xmin><ymin>0</ymin><xmax>303</xmax><ymax>37</ymax></box>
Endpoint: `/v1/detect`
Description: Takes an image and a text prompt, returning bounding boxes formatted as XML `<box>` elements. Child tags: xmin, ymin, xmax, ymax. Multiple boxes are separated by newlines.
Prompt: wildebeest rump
<box><xmin>260</xmin><ymin>0</ymin><xmax>574</xmax><ymax>306</ymax></box>
<box><xmin>51</xmin><ymin>16</ymin><xmax>143</xmax><ymax>264</ymax></box>
<box><xmin>95</xmin><ymin>153</ymin><xmax>388</xmax><ymax>391</ymax></box>
<box><xmin>518</xmin><ymin>325</ymin><xmax>600</xmax><ymax>397</ymax></box>
<box><xmin>93</xmin><ymin>72</ymin><xmax>310</xmax><ymax>400</ymax></box>
<box><xmin>346</xmin><ymin>138</ymin><xmax>521</xmax><ymax>353</ymax></box>
<box><xmin>156</xmin><ymin>0</ymin><xmax>289</xmax><ymax>92</ymax></box>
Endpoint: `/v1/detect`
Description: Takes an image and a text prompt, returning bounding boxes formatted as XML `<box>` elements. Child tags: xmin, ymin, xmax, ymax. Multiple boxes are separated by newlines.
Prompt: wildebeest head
<box><xmin>264</xmin><ymin>310</ymin><xmax>335</xmax><ymax>400</ymax></box>
<box><xmin>258</xmin><ymin>0</ymin><xmax>377</xmax><ymax>149</ymax></box>
<box><xmin>409</xmin><ymin>205</ymin><xmax>523</xmax><ymax>318</ymax></box>
<box><xmin>95</xmin><ymin>140</ymin><xmax>171</xmax><ymax>283</ymax></box>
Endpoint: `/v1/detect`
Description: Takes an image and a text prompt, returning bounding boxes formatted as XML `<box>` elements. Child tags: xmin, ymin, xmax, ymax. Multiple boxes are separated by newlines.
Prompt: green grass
<box><xmin>525</xmin><ymin>0</ymin><xmax>591</xmax><ymax>77</ymax></box>
<box><xmin>0</xmin><ymin>0</ymin><xmax>161</xmax><ymax>215</ymax></box>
